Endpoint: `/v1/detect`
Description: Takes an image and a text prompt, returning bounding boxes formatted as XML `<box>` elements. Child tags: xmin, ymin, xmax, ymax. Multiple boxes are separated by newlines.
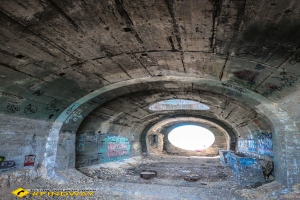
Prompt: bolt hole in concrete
<box><xmin>168</xmin><ymin>125</ymin><xmax>215</xmax><ymax>151</ymax></box>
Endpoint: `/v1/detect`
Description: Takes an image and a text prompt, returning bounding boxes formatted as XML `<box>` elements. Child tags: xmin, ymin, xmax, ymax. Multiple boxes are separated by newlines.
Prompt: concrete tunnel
<box><xmin>0</xmin><ymin>0</ymin><xmax>300</xmax><ymax>199</ymax></box>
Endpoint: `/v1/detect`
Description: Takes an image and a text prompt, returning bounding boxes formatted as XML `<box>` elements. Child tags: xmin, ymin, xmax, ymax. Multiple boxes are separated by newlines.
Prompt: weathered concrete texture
<box><xmin>0</xmin><ymin>169</ymin><xmax>39</xmax><ymax>188</ymax></box>
<box><xmin>1</xmin><ymin>0</ymin><xmax>300</xmax><ymax>119</ymax></box>
<box><xmin>0</xmin><ymin>0</ymin><xmax>300</xmax><ymax>194</ymax></box>
<box><xmin>0</xmin><ymin>115</ymin><xmax>51</xmax><ymax>187</ymax></box>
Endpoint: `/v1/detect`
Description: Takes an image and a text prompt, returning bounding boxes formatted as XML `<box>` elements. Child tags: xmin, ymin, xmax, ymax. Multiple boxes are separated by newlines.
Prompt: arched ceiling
<box><xmin>1</xmin><ymin>0</ymin><xmax>300</xmax><ymax>123</ymax></box>
<box><xmin>77</xmin><ymin>89</ymin><xmax>271</xmax><ymax>139</ymax></box>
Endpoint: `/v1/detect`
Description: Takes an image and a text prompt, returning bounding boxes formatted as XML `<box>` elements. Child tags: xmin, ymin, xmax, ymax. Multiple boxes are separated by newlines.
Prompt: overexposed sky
<box><xmin>168</xmin><ymin>125</ymin><xmax>215</xmax><ymax>151</ymax></box>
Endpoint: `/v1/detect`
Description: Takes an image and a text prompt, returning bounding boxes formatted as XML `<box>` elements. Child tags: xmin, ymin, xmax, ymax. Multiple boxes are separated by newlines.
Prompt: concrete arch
<box><xmin>142</xmin><ymin>117</ymin><xmax>234</xmax><ymax>156</ymax></box>
<box><xmin>42</xmin><ymin>76</ymin><xmax>295</xmax><ymax>188</ymax></box>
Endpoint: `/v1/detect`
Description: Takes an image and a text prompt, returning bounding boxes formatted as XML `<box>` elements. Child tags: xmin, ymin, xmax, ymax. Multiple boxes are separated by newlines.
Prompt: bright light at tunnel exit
<box><xmin>168</xmin><ymin>125</ymin><xmax>215</xmax><ymax>151</ymax></box>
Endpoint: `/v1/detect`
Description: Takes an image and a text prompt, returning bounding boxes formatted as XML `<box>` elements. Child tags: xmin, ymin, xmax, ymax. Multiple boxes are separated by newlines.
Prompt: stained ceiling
<box><xmin>0</xmin><ymin>0</ymin><xmax>300</xmax><ymax>122</ymax></box>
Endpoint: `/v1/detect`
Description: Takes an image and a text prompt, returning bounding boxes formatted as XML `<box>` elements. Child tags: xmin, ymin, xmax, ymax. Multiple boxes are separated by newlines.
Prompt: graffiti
<box><xmin>132</xmin><ymin>143</ymin><xmax>139</xmax><ymax>151</ymax></box>
<box><xmin>256</xmin><ymin>132</ymin><xmax>273</xmax><ymax>157</ymax></box>
<box><xmin>24</xmin><ymin>104</ymin><xmax>38</xmax><ymax>114</ymax></box>
<box><xmin>6</xmin><ymin>103</ymin><xmax>20</xmax><ymax>113</ymax></box>
<box><xmin>38</xmin><ymin>99</ymin><xmax>63</xmax><ymax>120</ymax></box>
<box><xmin>24</xmin><ymin>155</ymin><xmax>35</xmax><ymax>166</ymax></box>
<box><xmin>66</xmin><ymin>103</ymin><xmax>79</xmax><ymax>115</ymax></box>
<box><xmin>289</xmin><ymin>52</ymin><xmax>300</xmax><ymax>65</ymax></box>
<box><xmin>233</xmin><ymin>70</ymin><xmax>259</xmax><ymax>82</ymax></box>
<box><xmin>262</xmin><ymin>73</ymin><xmax>300</xmax><ymax>96</ymax></box>
<box><xmin>234</xmin><ymin>79</ymin><xmax>256</xmax><ymax>89</ymax></box>
<box><xmin>65</xmin><ymin>108</ymin><xmax>83</xmax><ymax>123</ymax></box>
<box><xmin>239</xmin><ymin>158</ymin><xmax>256</xmax><ymax>167</ymax></box>
<box><xmin>221</xmin><ymin>83</ymin><xmax>248</xmax><ymax>93</ymax></box>
<box><xmin>248</xmin><ymin>139</ymin><xmax>256</xmax><ymax>152</ymax></box>
<box><xmin>225</xmin><ymin>153</ymin><xmax>237</xmax><ymax>172</ymax></box>
<box><xmin>0</xmin><ymin>156</ymin><xmax>5</xmax><ymax>162</ymax></box>
<box><xmin>264</xmin><ymin>83</ymin><xmax>278</xmax><ymax>90</ymax></box>
<box><xmin>87</xmin><ymin>97</ymin><xmax>105</xmax><ymax>106</ymax></box>
<box><xmin>254</xmin><ymin>64</ymin><xmax>265</xmax><ymax>70</ymax></box>
<box><xmin>237</xmin><ymin>131</ymin><xmax>273</xmax><ymax>157</ymax></box>
<box><xmin>235</xmin><ymin>46</ymin><xmax>290</xmax><ymax>60</ymax></box>
<box><xmin>238</xmin><ymin>140</ymin><xmax>256</xmax><ymax>154</ymax></box>
<box><xmin>235</xmin><ymin>46</ymin><xmax>270</xmax><ymax>59</ymax></box>
<box><xmin>76</xmin><ymin>134</ymin><xmax>85</xmax><ymax>152</ymax></box>
<box><xmin>0</xmin><ymin>92</ymin><xmax>24</xmax><ymax>100</ymax></box>
<box><xmin>106</xmin><ymin>143</ymin><xmax>128</xmax><ymax>157</ymax></box>
<box><xmin>99</xmin><ymin>136</ymin><xmax>130</xmax><ymax>162</ymax></box>
<box><xmin>32</xmin><ymin>90</ymin><xmax>44</xmax><ymax>96</ymax></box>
<box><xmin>0</xmin><ymin>160</ymin><xmax>16</xmax><ymax>169</ymax></box>
<box><xmin>46</xmin><ymin>99</ymin><xmax>61</xmax><ymax>111</ymax></box>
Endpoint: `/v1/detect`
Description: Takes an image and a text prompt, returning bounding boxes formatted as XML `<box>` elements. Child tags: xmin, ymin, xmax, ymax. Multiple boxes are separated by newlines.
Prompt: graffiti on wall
<box><xmin>225</xmin><ymin>153</ymin><xmax>237</xmax><ymax>172</ymax></box>
<box><xmin>24</xmin><ymin>155</ymin><xmax>36</xmax><ymax>166</ymax></box>
<box><xmin>76</xmin><ymin>134</ymin><xmax>85</xmax><ymax>152</ymax></box>
<box><xmin>256</xmin><ymin>132</ymin><xmax>273</xmax><ymax>157</ymax></box>
<box><xmin>262</xmin><ymin>73</ymin><xmax>300</xmax><ymax>96</ymax></box>
<box><xmin>254</xmin><ymin>64</ymin><xmax>265</xmax><ymax>70</ymax></box>
<box><xmin>221</xmin><ymin>83</ymin><xmax>248</xmax><ymax>94</ymax></box>
<box><xmin>99</xmin><ymin>136</ymin><xmax>130</xmax><ymax>163</ymax></box>
<box><xmin>237</xmin><ymin>131</ymin><xmax>273</xmax><ymax>157</ymax></box>
<box><xmin>65</xmin><ymin>108</ymin><xmax>83</xmax><ymax>124</ymax></box>
<box><xmin>0</xmin><ymin>160</ymin><xmax>16</xmax><ymax>172</ymax></box>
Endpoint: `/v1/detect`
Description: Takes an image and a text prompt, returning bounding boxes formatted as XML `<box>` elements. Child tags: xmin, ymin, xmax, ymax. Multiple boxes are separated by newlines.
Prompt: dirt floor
<box><xmin>0</xmin><ymin>156</ymin><xmax>299</xmax><ymax>200</ymax></box>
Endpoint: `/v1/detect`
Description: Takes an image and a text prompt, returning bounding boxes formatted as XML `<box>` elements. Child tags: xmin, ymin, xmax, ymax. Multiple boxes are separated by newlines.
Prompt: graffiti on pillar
<box><xmin>24</xmin><ymin>155</ymin><xmax>36</xmax><ymax>166</ymax></box>
<box><xmin>256</xmin><ymin>132</ymin><xmax>273</xmax><ymax>157</ymax></box>
<box><xmin>0</xmin><ymin>160</ymin><xmax>16</xmax><ymax>171</ymax></box>
<box><xmin>65</xmin><ymin>108</ymin><xmax>83</xmax><ymax>123</ymax></box>
<box><xmin>237</xmin><ymin>131</ymin><xmax>273</xmax><ymax>157</ymax></box>
<box><xmin>76</xmin><ymin>134</ymin><xmax>85</xmax><ymax>152</ymax></box>
<box><xmin>0</xmin><ymin>156</ymin><xmax>5</xmax><ymax>162</ymax></box>
<box><xmin>99</xmin><ymin>136</ymin><xmax>130</xmax><ymax>163</ymax></box>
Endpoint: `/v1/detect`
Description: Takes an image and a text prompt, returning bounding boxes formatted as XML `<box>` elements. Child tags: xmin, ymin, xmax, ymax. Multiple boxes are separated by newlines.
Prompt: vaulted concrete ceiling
<box><xmin>1</xmin><ymin>0</ymin><xmax>300</xmax><ymax>122</ymax></box>
<box><xmin>1</xmin><ymin>0</ymin><xmax>300</xmax><ymax>190</ymax></box>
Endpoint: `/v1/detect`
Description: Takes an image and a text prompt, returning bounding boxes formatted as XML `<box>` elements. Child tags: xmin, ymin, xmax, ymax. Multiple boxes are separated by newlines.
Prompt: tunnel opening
<box><xmin>167</xmin><ymin>125</ymin><xmax>215</xmax><ymax>151</ymax></box>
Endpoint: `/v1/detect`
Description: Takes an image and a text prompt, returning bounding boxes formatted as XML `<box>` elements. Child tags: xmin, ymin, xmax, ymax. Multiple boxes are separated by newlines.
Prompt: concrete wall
<box><xmin>0</xmin><ymin>115</ymin><xmax>51</xmax><ymax>187</ymax></box>
<box><xmin>75</xmin><ymin>125</ymin><xmax>141</xmax><ymax>168</ymax></box>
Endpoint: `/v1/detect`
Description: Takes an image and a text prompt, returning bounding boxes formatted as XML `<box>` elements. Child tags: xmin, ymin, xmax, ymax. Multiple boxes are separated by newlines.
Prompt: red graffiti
<box><xmin>106</xmin><ymin>142</ymin><xmax>128</xmax><ymax>158</ymax></box>
<box><xmin>24</xmin><ymin>155</ymin><xmax>35</xmax><ymax>166</ymax></box>
<box><xmin>106</xmin><ymin>150</ymin><xmax>128</xmax><ymax>158</ymax></box>
<box><xmin>0</xmin><ymin>161</ymin><xmax>16</xmax><ymax>169</ymax></box>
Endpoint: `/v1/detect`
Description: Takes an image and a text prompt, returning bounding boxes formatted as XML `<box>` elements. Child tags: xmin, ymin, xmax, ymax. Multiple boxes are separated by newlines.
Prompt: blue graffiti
<box><xmin>225</xmin><ymin>153</ymin><xmax>237</xmax><ymax>172</ymax></box>
<box><xmin>254</xmin><ymin>64</ymin><xmax>265</xmax><ymax>70</ymax></box>
<box><xmin>248</xmin><ymin>139</ymin><xmax>256</xmax><ymax>153</ymax></box>
<box><xmin>239</xmin><ymin>158</ymin><xmax>256</xmax><ymax>167</ymax></box>
<box><xmin>237</xmin><ymin>131</ymin><xmax>273</xmax><ymax>157</ymax></box>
